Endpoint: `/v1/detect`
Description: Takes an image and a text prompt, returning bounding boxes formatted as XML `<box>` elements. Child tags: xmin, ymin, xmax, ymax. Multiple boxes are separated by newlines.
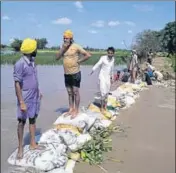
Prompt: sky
<box><xmin>1</xmin><ymin>1</ymin><xmax>175</xmax><ymax>49</ymax></box>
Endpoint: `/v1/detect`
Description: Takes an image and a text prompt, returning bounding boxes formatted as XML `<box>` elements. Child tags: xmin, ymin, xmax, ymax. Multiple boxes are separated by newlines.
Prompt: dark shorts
<box><xmin>18</xmin><ymin>115</ymin><xmax>38</xmax><ymax>124</ymax></box>
<box><xmin>64</xmin><ymin>71</ymin><xmax>81</xmax><ymax>88</ymax></box>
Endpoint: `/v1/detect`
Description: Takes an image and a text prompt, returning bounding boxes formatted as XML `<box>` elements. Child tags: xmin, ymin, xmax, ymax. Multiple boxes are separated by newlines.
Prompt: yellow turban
<box><xmin>63</xmin><ymin>30</ymin><xmax>73</xmax><ymax>38</ymax></box>
<box><xmin>20</xmin><ymin>38</ymin><xmax>37</xmax><ymax>54</ymax></box>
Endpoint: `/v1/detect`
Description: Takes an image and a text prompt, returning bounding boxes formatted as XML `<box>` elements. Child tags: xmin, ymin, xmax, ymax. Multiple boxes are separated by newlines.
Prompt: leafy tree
<box><xmin>1</xmin><ymin>44</ymin><xmax>7</xmax><ymax>48</ymax></box>
<box><xmin>160</xmin><ymin>21</ymin><xmax>176</xmax><ymax>55</ymax></box>
<box><xmin>133</xmin><ymin>29</ymin><xmax>161</xmax><ymax>52</ymax></box>
<box><xmin>51</xmin><ymin>46</ymin><xmax>60</xmax><ymax>50</ymax></box>
<box><xmin>35</xmin><ymin>38</ymin><xmax>48</xmax><ymax>49</ymax></box>
<box><xmin>10</xmin><ymin>39</ymin><xmax>22</xmax><ymax>51</ymax></box>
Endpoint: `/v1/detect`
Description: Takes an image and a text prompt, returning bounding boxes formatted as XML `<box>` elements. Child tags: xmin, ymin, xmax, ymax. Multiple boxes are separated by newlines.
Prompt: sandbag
<box><xmin>123</xmin><ymin>96</ymin><xmax>135</xmax><ymax>107</ymax></box>
<box><xmin>48</xmin><ymin>159</ymin><xmax>76</xmax><ymax>173</ymax></box>
<box><xmin>53</xmin><ymin>112</ymin><xmax>97</xmax><ymax>133</ymax></box>
<box><xmin>68</xmin><ymin>134</ymin><xmax>92</xmax><ymax>152</ymax></box>
<box><xmin>8</xmin><ymin>143</ymin><xmax>68</xmax><ymax>172</ymax></box>
<box><xmin>39</xmin><ymin>129</ymin><xmax>63</xmax><ymax>144</ymax></box>
<box><xmin>107</xmin><ymin>95</ymin><xmax>121</xmax><ymax>108</ymax></box>
<box><xmin>93</xmin><ymin>119</ymin><xmax>112</xmax><ymax>129</ymax></box>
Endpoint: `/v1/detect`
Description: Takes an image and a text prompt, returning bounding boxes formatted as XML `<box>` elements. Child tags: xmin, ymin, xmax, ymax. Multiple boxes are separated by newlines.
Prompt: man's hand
<box><xmin>20</xmin><ymin>101</ymin><xmax>27</xmax><ymax>112</ymax></box>
<box><xmin>56</xmin><ymin>43</ymin><xmax>70</xmax><ymax>60</ymax></box>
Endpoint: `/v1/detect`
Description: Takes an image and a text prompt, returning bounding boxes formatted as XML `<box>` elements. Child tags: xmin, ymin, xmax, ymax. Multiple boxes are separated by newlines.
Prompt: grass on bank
<box><xmin>1</xmin><ymin>51</ymin><xmax>130</xmax><ymax>65</ymax></box>
<box><xmin>169</xmin><ymin>54</ymin><xmax>176</xmax><ymax>72</ymax></box>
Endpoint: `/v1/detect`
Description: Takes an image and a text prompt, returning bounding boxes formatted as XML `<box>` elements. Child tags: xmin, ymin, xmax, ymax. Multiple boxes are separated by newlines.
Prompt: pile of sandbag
<box><xmin>153</xmin><ymin>79</ymin><xmax>175</xmax><ymax>88</ymax></box>
<box><xmin>8</xmin><ymin>80</ymin><xmax>148</xmax><ymax>173</ymax></box>
<box><xmin>8</xmin><ymin>143</ymin><xmax>68</xmax><ymax>172</ymax></box>
<box><xmin>110</xmin><ymin>82</ymin><xmax>147</xmax><ymax>109</ymax></box>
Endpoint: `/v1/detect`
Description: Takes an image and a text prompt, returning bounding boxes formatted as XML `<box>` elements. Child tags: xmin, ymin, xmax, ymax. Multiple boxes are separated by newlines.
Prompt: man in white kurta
<box><xmin>90</xmin><ymin>47</ymin><xmax>115</xmax><ymax>112</ymax></box>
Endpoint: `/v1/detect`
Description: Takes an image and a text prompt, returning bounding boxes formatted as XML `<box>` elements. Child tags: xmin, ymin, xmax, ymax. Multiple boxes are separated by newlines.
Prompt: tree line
<box><xmin>1</xmin><ymin>21</ymin><xmax>175</xmax><ymax>56</ymax></box>
<box><xmin>133</xmin><ymin>21</ymin><xmax>175</xmax><ymax>56</ymax></box>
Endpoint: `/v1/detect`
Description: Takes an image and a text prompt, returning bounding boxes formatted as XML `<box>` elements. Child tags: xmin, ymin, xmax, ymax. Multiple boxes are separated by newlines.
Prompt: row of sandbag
<box><xmin>7</xmin><ymin>81</ymin><xmax>147</xmax><ymax>173</ymax></box>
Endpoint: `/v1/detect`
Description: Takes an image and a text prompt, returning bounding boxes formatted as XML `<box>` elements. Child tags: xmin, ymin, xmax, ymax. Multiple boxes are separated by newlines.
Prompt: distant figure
<box><xmin>56</xmin><ymin>30</ymin><xmax>91</xmax><ymax>118</ymax></box>
<box><xmin>129</xmin><ymin>50</ymin><xmax>138</xmax><ymax>83</ymax></box>
<box><xmin>147</xmin><ymin>49</ymin><xmax>154</xmax><ymax>65</ymax></box>
<box><xmin>90</xmin><ymin>47</ymin><xmax>115</xmax><ymax>113</ymax></box>
<box><xmin>13</xmin><ymin>38</ymin><xmax>43</xmax><ymax>159</ymax></box>
<box><xmin>121</xmin><ymin>68</ymin><xmax>130</xmax><ymax>82</ymax></box>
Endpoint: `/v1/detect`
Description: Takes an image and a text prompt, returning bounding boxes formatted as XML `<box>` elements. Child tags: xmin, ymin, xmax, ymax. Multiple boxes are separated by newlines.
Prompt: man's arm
<box><xmin>90</xmin><ymin>56</ymin><xmax>103</xmax><ymax>75</ymax></box>
<box><xmin>56</xmin><ymin>48</ymin><xmax>65</xmax><ymax>60</ymax></box>
<box><xmin>77</xmin><ymin>45</ymin><xmax>91</xmax><ymax>64</ymax></box>
<box><xmin>15</xmin><ymin>82</ymin><xmax>23</xmax><ymax>103</ymax></box>
<box><xmin>13</xmin><ymin>62</ymin><xmax>24</xmax><ymax>103</ymax></box>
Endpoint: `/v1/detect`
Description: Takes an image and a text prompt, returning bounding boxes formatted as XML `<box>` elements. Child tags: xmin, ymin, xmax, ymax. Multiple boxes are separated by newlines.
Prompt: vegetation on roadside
<box><xmin>79</xmin><ymin>125</ymin><xmax>122</xmax><ymax>165</ymax></box>
<box><xmin>169</xmin><ymin>54</ymin><xmax>176</xmax><ymax>72</ymax></box>
<box><xmin>1</xmin><ymin>51</ymin><xmax>130</xmax><ymax>65</ymax></box>
<box><xmin>1</xmin><ymin>21</ymin><xmax>175</xmax><ymax>69</ymax></box>
<box><xmin>133</xmin><ymin>21</ymin><xmax>176</xmax><ymax>71</ymax></box>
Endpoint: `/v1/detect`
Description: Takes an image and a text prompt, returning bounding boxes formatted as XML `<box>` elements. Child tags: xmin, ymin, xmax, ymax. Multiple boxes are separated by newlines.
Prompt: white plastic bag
<box><xmin>53</xmin><ymin>112</ymin><xmax>97</xmax><ymax>133</ymax></box>
<box><xmin>68</xmin><ymin>134</ymin><xmax>92</xmax><ymax>151</ymax></box>
<box><xmin>39</xmin><ymin>129</ymin><xmax>63</xmax><ymax>144</ymax></box>
<box><xmin>8</xmin><ymin>143</ymin><xmax>68</xmax><ymax>172</ymax></box>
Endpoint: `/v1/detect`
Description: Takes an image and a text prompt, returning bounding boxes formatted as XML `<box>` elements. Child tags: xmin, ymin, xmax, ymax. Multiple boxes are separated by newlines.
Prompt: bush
<box><xmin>169</xmin><ymin>54</ymin><xmax>176</xmax><ymax>72</ymax></box>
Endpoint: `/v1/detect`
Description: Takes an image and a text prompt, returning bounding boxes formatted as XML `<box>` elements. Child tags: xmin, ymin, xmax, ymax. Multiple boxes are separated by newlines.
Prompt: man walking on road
<box><xmin>13</xmin><ymin>38</ymin><xmax>43</xmax><ymax>159</ymax></box>
<box><xmin>56</xmin><ymin>30</ymin><xmax>91</xmax><ymax>118</ymax></box>
<box><xmin>90</xmin><ymin>47</ymin><xmax>115</xmax><ymax>113</ymax></box>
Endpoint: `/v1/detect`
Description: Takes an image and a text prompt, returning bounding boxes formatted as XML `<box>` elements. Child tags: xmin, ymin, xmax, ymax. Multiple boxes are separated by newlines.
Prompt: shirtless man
<box><xmin>56</xmin><ymin>30</ymin><xmax>91</xmax><ymax>118</ymax></box>
<box><xmin>90</xmin><ymin>47</ymin><xmax>115</xmax><ymax>112</ymax></box>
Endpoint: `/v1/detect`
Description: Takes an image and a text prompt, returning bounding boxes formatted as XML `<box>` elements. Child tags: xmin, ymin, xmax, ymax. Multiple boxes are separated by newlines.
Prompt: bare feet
<box><xmin>71</xmin><ymin>109</ymin><xmax>79</xmax><ymax>119</ymax></box>
<box><xmin>16</xmin><ymin>147</ymin><xmax>23</xmax><ymax>160</ymax></box>
<box><xmin>29</xmin><ymin>143</ymin><xmax>45</xmax><ymax>150</ymax></box>
<box><xmin>63</xmin><ymin>108</ymin><xmax>74</xmax><ymax>117</ymax></box>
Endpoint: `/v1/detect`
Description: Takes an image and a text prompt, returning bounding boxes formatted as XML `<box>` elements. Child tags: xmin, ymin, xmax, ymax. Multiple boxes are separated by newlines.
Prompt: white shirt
<box><xmin>147</xmin><ymin>64</ymin><xmax>155</xmax><ymax>71</ymax></box>
<box><xmin>92</xmin><ymin>55</ymin><xmax>114</xmax><ymax>79</ymax></box>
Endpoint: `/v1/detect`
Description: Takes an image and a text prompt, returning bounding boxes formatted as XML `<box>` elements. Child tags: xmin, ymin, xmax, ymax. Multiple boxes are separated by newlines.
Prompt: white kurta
<box><xmin>92</xmin><ymin>55</ymin><xmax>114</xmax><ymax>97</ymax></box>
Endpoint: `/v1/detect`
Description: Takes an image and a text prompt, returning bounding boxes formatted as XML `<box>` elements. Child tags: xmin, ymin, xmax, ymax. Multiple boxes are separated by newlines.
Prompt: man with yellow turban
<box><xmin>56</xmin><ymin>30</ymin><xmax>91</xmax><ymax>118</ymax></box>
<box><xmin>13</xmin><ymin>38</ymin><xmax>43</xmax><ymax>159</ymax></box>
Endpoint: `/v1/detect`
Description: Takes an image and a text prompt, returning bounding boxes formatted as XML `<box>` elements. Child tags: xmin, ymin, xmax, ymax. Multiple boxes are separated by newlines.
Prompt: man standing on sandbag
<box><xmin>90</xmin><ymin>47</ymin><xmax>115</xmax><ymax>113</ymax></box>
<box><xmin>129</xmin><ymin>49</ymin><xmax>138</xmax><ymax>83</ymax></box>
<box><xmin>13</xmin><ymin>38</ymin><xmax>43</xmax><ymax>159</ymax></box>
<box><xmin>56</xmin><ymin>30</ymin><xmax>91</xmax><ymax>118</ymax></box>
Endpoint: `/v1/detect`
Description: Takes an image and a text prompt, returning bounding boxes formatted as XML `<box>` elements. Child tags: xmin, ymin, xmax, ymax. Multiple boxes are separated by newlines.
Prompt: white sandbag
<box><xmin>8</xmin><ymin>143</ymin><xmax>68</xmax><ymax>172</ymax></box>
<box><xmin>111</xmin><ymin>87</ymin><xmax>126</xmax><ymax>99</ymax></box>
<box><xmin>85</xmin><ymin>110</ymin><xmax>103</xmax><ymax>120</ymax></box>
<box><xmin>68</xmin><ymin>134</ymin><xmax>92</xmax><ymax>152</ymax></box>
<box><xmin>59</xmin><ymin>131</ymin><xmax>78</xmax><ymax>146</ymax></box>
<box><xmin>53</xmin><ymin>112</ymin><xmax>97</xmax><ymax>133</ymax></box>
<box><xmin>94</xmin><ymin>119</ymin><xmax>112</xmax><ymax>129</ymax></box>
<box><xmin>124</xmin><ymin>96</ymin><xmax>135</xmax><ymax>107</ymax></box>
<box><xmin>39</xmin><ymin>129</ymin><xmax>63</xmax><ymax>144</ymax></box>
<box><xmin>49</xmin><ymin>160</ymin><xmax>76</xmax><ymax>173</ymax></box>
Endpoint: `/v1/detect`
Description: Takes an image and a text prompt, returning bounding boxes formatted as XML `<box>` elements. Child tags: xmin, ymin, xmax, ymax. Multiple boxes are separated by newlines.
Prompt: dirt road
<box><xmin>75</xmin><ymin>86</ymin><xmax>175</xmax><ymax>173</ymax></box>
